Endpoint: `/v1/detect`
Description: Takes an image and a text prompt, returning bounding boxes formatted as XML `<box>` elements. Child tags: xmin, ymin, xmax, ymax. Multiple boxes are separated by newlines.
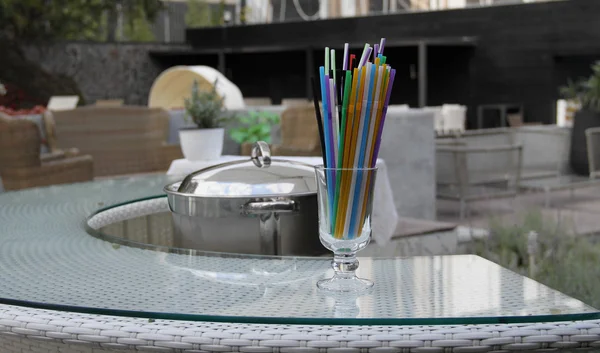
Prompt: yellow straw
<box><xmin>334</xmin><ymin>68</ymin><xmax>360</xmax><ymax>239</ymax></box>
<box><xmin>339</xmin><ymin>67</ymin><xmax>367</xmax><ymax>238</ymax></box>
<box><xmin>357</xmin><ymin>65</ymin><xmax>390</xmax><ymax>228</ymax></box>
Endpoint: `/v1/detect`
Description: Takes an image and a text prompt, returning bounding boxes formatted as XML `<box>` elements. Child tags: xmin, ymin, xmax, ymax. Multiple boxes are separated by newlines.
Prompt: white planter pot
<box><xmin>179</xmin><ymin>128</ymin><xmax>224</xmax><ymax>161</ymax></box>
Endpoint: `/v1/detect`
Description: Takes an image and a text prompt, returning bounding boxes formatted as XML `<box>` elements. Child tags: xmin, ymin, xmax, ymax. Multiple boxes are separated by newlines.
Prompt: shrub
<box><xmin>469</xmin><ymin>210</ymin><xmax>600</xmax><ymax>308</ymax></box>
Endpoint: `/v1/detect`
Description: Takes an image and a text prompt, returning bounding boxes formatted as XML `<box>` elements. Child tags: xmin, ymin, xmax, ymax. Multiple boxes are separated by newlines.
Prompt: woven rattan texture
<box><xmin>2</xmin><ymin>305</ymin><xmax>600</xmax><ymax>352</ymax></box>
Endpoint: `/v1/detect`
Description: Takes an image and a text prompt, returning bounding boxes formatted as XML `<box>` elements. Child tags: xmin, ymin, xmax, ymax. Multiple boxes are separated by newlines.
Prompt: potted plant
<box><xmin>229</xmin><ymin>111</ymin><xmax>280</xmax><ymax>155</ymax></box>
<box><xmin>560</xmin><ymin>61</ymin><xmax>600</xmax><ymax>175</ymax></box>
<box><xmin>180</xmin><ymin>79</ymin><xmax>227</xmax><ymax>161</ymax></box>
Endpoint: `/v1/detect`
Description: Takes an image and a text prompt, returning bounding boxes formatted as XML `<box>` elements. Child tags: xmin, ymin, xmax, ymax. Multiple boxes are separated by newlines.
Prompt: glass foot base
<box><xmin>317</xmin><ymin>276</ymin><xmax>374</xmax><ymax>293</ymax></box>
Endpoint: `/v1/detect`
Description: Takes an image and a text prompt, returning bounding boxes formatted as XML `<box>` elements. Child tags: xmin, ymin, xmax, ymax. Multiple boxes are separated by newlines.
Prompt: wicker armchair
<box><xmin>0</xmin><ymin>114</ymin><xmax>93</xmax><ymax>191</ymax></box>
<box><xmin>44</xmin><ymin>106</ymin><xmax>183</xmax><ymax>177</ymax></box>
<box><xmin>271</xmin><ymin>104</ymin><xmax>322</xmax><ymax>156</ymax></box>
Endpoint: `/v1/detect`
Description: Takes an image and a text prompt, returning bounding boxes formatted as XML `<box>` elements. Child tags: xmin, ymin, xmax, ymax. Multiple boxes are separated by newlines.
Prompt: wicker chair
<box><xmin>44</xmin><ymin>106</ymin><xmax>183</xmax><ymax>177</ymax></box>
<box><xmin>0</xmin><ymin>114</ymin><xmax>93</xmax><ymax>191</ymax></box>
<box><xmin>271</xmin><ymin>104</ymin><xmax>322</xmax><ymax>157</ymax></box>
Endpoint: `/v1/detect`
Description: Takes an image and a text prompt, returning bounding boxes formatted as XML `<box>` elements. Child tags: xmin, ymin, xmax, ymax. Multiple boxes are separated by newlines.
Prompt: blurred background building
<box><xmin>150</xmin><ymin>0</ymin><xmax>558</xmax><ymax>43</ymax></box>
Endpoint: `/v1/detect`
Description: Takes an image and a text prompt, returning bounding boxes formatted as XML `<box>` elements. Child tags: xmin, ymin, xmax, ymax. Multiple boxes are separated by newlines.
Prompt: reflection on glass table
<box><xmin>0</xmin><ymin>174</ymin><xmax>597</xmax><ymax>326</ymax></box>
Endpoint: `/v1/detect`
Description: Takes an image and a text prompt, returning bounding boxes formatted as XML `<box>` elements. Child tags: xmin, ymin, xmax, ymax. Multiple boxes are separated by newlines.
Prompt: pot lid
<box><xmin>164</xmin><ymin>142</ymin><xmax>317</xmax><ymax>198</ymax></box>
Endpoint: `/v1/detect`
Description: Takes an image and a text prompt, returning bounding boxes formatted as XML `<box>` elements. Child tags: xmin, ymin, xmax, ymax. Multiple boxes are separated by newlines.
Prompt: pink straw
<box><xmin>372</xmin><ymin>68</ymin><xmax>396</xmax><ymax>166</ymax></box>
<box><xmin>342</xmin><ymin>43</ymin><xmax>349</xmax><ymax>71</ymax></box>
<box><xmin>379</xmin><ymin>38</ymin><xmax>386</xmax><ymax>55</ymax></box>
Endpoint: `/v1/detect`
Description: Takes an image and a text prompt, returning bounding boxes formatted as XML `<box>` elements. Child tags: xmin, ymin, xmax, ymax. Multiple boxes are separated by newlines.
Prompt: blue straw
<box><xmin>319</xmin><ymin>67</ymin><xmax>335</xmax><ymax>231</ymax></box>
<box><xmin>348</xmin><ymin>63</ymin><xmax>377</xmax><ymax>237</ymax></box>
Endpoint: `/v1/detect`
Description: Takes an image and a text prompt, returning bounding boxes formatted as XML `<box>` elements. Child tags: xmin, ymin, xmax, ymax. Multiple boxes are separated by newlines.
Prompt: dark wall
<box><xmin>226</xmin><ymin>51</ymin><xmax>306</xmax><ymax>104</ymax></box>
<box><xmin>184</xmin><ymin>0</ymin><xmax>600</xmax><ymax>125</ymax></box>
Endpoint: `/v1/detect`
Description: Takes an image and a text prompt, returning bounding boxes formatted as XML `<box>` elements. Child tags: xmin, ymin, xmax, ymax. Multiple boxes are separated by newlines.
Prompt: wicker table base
<box><xmin>2</xmin><ymin>304</ymin><xmax>600</xmax><ymax>353</ymax></box>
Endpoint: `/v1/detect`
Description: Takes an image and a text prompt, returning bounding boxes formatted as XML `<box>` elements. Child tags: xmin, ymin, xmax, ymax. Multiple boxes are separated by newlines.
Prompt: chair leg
<box><xmin>459</xmin><ymin>199</ymin><xmax>466</xmax><ymax>220</ymax></box>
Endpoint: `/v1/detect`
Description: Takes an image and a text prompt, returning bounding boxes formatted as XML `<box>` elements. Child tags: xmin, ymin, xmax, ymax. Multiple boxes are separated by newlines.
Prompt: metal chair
<box><xmin>436</xmin><ymin>143</ymin><xmax>523</xmax><ymax>219</ymax></box>
<box><xmin>517</xmin><ymin>128</ymin><xmax>600</xmax><ymax>207</ymax></box>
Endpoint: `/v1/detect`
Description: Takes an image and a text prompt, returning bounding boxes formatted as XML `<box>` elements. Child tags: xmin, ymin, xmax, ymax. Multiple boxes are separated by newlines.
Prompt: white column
<box><xmin>341</xmin><ymin>0</ymin><xmax>357</xmax><ymax>17</ymax></box>
<box><xmin>319</xmin><ymin>0</ymin><xmax>328</xmax><ymax>19</ymax></box>
<box><xmin>164</xmin><ymin>10</ymin><xmax>171</xmax><ymax>43</ymax></box>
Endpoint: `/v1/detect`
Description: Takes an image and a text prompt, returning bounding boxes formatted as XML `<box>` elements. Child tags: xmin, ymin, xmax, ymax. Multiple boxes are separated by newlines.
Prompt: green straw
<box><xmin>331</xmin><ymin>49</ymin><xmax>337</xmax><ymax>85</ymax></box>
<box><xmin>332</xmin><ymin>70</ymin><xmax>353</xmax><ymax>230</ymax></box>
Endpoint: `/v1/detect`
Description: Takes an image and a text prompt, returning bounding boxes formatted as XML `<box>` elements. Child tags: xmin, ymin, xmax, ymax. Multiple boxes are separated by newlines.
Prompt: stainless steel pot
<box><xmin>164</xmin><ymin>142</ymin><xmax>323</xmax><ymax>256</ymax></box>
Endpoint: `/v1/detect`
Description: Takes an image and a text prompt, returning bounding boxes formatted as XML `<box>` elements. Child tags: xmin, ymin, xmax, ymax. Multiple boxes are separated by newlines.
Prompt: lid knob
<box><xmin>251</xmin><ymin>141</ymin><xmax>271</xmax><ymax>168</ymax></box>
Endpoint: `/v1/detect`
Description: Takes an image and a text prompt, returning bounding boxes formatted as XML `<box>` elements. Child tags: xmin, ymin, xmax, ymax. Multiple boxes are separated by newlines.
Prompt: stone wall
<box><xmin>21</xmin><ymin>42</ymin><xmax>190</xmax><ymax>106</ymax></box>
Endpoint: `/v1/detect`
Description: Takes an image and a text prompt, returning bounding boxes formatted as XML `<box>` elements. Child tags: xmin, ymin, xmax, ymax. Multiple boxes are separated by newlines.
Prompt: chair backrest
<box><xmin>281</xmin><ymin>98</ymin><xmax>310</xmax><ymax>107</ymax></box>
<box><xmin>507</xmin><ymin>114</ymin><xmax>524</xmax><ymax>127</ymax></box>
<box><xmin>47</xmin><ymin>96</ymin><xmax>79</xmax><ymax>111</ymax></box>
<box><xmin>387</xmin><ymin>104</ymin><xmax>410</xmax><ymax>111</ymax></box>
<box><xmin>279</xmin><ymin>105</ymin><xmax>320</xmax><ymax>151</ymax></box>
<box><xmin>436</xmin><ymin>143</ymin><xmax>523</xmax><ymax>190</ymax></box>
<box><xmin>513</xmin><ymin>127</ymin><xmax>569</xmax><ymax>176</ymax></box>
<box><xmin>244</xmin><ymin>97</ymin><xmax>272</xmax><ymax>106</ymax></box>
<box><xmin>94</xmin><ymin>99</ymin><xmax>124</xmax><ymax>107</ymax></box>
<box><xmin>442</xmin><ymin>104</ymin><xmax>466</xmax><ymax>133</ymax></box>
<box><xmin>0</xmin><ymin>113</ymin><xmax>41</xmax><ymax>170</ymax></box>
<box><xmin>424</xmin><ymin>106</ymin><xmax>444</xmax><ymax>134</ymax></box>
<box><xmin>47</xmin><ymin>106</ymin><xmax>171</xmax><ymax>176</ymax></box>
<box><xmin>586</xmin><ymin>127</ymin><xmax>600</xmax><ymax>179</ymax></box>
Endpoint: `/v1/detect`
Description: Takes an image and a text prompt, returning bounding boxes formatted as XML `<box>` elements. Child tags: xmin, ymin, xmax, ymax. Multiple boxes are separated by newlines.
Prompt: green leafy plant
<box><xmin>560</xmin><ymin>61</ymin><xmax>600</xmax><ymax>112</ymax></box>
<box><xmin>186</xmin><ymin>0</ymin><xmax>213</xmax><ymax>27</ymax></box>
<box><xmin>0</xmin><ymin>0</ymin><xmax>163</xmax><ymax>42</ymax></box>
<box><xmin>184</xmin><ymin>79</ymin><xmax>227</xmax><ymax>129</ymax></box>
<box><xmin>469</xmin><ymin>210</ymin><xmax>600</xmax><ymax>308</ymax></box>
<box><xmin>229</xmin><ymin>111</ymin><xmax>280</xmax><ymax>144</ymax></box>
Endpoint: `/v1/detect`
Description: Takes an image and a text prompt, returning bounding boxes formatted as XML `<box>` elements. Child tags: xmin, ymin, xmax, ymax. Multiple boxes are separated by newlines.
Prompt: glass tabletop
<box><xmin>0</xmin><ymin>174</ymin><xmax>598</xmax><ymax>325</ymax></box>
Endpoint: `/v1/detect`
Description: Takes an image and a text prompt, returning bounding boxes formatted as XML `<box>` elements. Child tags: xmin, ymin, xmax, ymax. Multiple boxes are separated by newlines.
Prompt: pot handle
<box><xmin>241</xmin><ymin>199</ymin><xmax>297</xmax><ymax>255</ymax></box>
<box><xmin>251</xmin><ymin>141</ymin><xmax>271</xmax><ymax>168</ymax></box>
<box><xmin>241</xmin><ymin>200</ymin><xmax>297</xmax><ymax>214</ymax></box>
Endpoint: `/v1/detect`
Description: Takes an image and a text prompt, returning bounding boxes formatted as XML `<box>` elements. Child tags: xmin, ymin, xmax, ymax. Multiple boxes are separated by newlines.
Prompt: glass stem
<box><xmin>332</xmin><ymin>253</ymin><xmax>359</xmax><ymax>279</ymax></box>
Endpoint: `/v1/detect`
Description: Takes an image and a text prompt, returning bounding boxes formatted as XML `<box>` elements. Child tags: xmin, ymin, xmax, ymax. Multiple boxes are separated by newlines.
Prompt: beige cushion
<box><xmin>48</xmin><ymin>106</ymin><xmax>175</xmax><ymax>176</ymax></box>
<box><xmin>280</xmin><ymin>104</ymin><xmax>320</xmax><ymax>151</ymax></box>
<box><xmin>0</xmin><ymin>114</ymin><xmax>41</xmax><ymax>169</ymax></box>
